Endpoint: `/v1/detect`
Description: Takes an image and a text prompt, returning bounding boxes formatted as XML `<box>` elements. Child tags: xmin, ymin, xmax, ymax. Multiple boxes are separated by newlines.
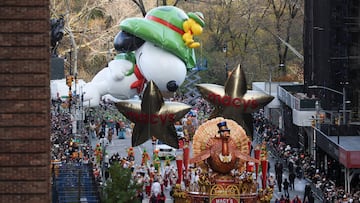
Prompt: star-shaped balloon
<box><xmin>115</xmin><ymin>80</ymin><xmax>191</xmax><ymax>148</ymax></box>
<box><xmin>196</xmin><ymin>65</ymin><xmax>274</xmax><ymax>138</ymax></box>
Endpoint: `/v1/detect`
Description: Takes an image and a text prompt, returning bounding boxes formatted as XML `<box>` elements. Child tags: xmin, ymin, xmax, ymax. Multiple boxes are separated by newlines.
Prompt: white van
<box><xmin>155</xmin><ymin>139</ymin><xmax>177</xmax><ymax>158</ymax></box>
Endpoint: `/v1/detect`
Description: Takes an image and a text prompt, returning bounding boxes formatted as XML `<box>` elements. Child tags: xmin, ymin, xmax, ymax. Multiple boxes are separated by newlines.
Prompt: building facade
<box><xmin>0</xmin><ymin>0</ymin><xmax>51</xmax><ymax>202</ymax></box>
<box><xmin>277</xmin><ymin>0</ymin><xmax>360</xmax><ymax>194</ymax></box>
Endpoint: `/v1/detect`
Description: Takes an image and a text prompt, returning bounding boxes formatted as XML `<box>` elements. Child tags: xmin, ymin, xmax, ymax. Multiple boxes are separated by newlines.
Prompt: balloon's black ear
<box><xmin>114</xmin><ymin>31</ymin><xmax>145</xmax><ymax>52</ymax></box>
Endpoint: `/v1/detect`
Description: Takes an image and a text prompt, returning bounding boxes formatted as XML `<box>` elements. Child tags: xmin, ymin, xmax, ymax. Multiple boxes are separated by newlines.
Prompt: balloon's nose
<box><xmin>166</xmin><ymin>80</ymin><xmax>178</xmax><ymax>92</ymax></box>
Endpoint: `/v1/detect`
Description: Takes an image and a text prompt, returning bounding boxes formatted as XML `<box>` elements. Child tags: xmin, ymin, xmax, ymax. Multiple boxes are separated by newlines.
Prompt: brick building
<box><xmin>0</xmin><ymin>0</ymin><xmax>51</xmax><ymax>202</ymax></box>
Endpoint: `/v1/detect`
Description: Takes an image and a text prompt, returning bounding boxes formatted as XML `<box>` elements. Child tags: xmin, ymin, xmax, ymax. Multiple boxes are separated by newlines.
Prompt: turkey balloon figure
<box><xmin>83</xmin><ymin>6</ymin><xmax>205</xmax><ymax>107</ymax></box>
<box><xmin>190</xmin><ymin>117</ymin><xmax>259</xmax><ymax>175</ymax></box>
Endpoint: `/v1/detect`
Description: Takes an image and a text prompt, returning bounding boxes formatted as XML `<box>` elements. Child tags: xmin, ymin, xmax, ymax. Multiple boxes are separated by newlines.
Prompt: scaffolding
<box><xmin>52</xmin><ymin>163</ymin><xmax>100</xmax><ymax>203</ymax></box>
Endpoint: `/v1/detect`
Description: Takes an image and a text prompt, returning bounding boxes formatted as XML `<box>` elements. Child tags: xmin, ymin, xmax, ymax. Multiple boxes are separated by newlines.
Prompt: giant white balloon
<box><xmin>135</xmin><ymin>42</ymin><xmax>187</xmax><ymax>93</ymax></box>
<box><xmin>83</xmin><ymin>59</ymin><xmax>137</xmax><ymax>107</ymax></box>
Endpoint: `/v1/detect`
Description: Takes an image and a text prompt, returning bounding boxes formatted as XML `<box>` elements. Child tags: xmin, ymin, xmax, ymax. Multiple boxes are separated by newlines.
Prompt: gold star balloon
<box><xmin>196</xmin><ymin>65</ymin><xmax>274</xmax><ymax>138</ymax></box>
<box><xmin>115</xmin><ymin>80</ymin><xmax>191</xmax><ymax>148</ymax></box>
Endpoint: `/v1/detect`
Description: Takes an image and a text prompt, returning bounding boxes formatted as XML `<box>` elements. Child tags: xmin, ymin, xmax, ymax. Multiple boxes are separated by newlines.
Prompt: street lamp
<box><xmin>308</xmin><ymin>85</ymin><xmax>346</xmax><ymax>125</ymax></box>
<box><xmin>223</xmin><ymin>44</ymin><xmax>228</xmax><ymax>78</ymax></box>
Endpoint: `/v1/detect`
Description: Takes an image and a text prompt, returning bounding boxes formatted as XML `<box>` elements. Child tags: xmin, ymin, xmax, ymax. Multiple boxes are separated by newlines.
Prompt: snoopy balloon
<box><xmin>83</xmin><ymin>6</ymin><xmax>205</xmax><ymax>107</ymax></box>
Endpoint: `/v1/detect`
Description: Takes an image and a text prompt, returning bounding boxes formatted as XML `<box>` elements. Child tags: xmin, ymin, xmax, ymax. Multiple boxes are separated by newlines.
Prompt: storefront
<box><xmin>315</xmin><ymin>128</ymin><xmax>360</xmax><ymax>193</ymax></box>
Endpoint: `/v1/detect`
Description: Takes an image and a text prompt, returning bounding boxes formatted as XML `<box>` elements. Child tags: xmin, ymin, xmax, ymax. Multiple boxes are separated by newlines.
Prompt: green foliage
<box><xmin>102</xmin><ymin>163</ymin><xmax>143</xmax><ymax>203</ymax></box>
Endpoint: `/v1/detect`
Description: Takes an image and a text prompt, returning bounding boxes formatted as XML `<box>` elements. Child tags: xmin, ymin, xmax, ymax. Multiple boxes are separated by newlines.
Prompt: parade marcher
<box><xmin>127</xmin><ymin>147</ymin><xmax>135</xmax><ymax>161</ymax></box>
<box><xmin>144</xmin><ymin>173</ymin><xmax>151</xmax><ymax>197</ymax></box>
<box><xmin>158</xmin><ymin>191</ymin><xmax>166</xmax><ymax>203</ymax></box>
<box><xmin>94</xmin><ymin>144</ymin><xmax>102</xmax><ymax>164</ymax></box>
<box><xmin>163</xmin><ymin>161</ymin><xmax>171</xmax><ymax>188</ymax></box>
<box><xmin>117</xmin><ymin>120</ymin><xmax>126</xmax><ymax>139</ymax></box>
<box><xmin>142</xmin><ymin>149</ymin><xmax>150</xmax><ymax>166</ymax></box>
<box><xmin>153</xmin><ymin>150</ymin><xmax>161</xmax><ymax>174</ymax></box>
<box><xmin>150</xmin><ymin>179</ymin><xmax>162</xmax><ymax>202</ymax></box>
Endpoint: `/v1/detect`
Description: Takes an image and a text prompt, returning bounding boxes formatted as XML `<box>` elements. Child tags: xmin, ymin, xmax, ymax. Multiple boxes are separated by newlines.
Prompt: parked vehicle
<box><xmin>155</xmin><ymin>139</ymin><xmax>177</xmax><ymax>159</ymax></box>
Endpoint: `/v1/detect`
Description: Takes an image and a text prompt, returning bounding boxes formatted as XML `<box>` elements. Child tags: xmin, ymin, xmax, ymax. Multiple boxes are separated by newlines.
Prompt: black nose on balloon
<box><xmin>166</xmin><ymin>80</ymin><xmax>178</xmax><ymax>92</ymax></box>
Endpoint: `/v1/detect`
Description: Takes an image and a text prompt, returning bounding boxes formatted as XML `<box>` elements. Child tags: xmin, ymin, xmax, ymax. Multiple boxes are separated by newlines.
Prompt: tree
<box><xmin>50</xmin><ymin>0</ymin><xmax>144</xmax><ymax>81</ymax></box>
<box><xmin>51</xmin><ymin>0</ymin><xmax>304</xmax><ymax>85</ymax></box>
<box><xmin>181</xmin><ymin>0</ymin><xmax>303</xmax><ymax>83</ymax></box>
<box><xmin>102</xmin><ymin>163</ymin><xmax>143</xmax><ymax>203</ymax></box>
<box><xmin>266</xmin><ymin>0</ymin><xmax>303</xmax><ymax>77</ymax></box>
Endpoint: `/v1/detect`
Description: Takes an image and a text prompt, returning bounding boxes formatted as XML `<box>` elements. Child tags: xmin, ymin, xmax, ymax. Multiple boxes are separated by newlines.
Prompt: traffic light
<box><xmin>66</xmin><ymin>75</ymin><xmax>73</xmax><ymax>87</ymax></box>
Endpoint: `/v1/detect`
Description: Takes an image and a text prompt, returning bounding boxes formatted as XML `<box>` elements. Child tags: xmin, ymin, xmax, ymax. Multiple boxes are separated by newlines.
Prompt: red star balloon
<box><xmin>115</xmin><ymin>80</ymin><xmax>191</xmax><ymax>148</ymax></box>
<box><xmin>196</xmin><ymin>65</ymin><xmax>274</xmax><ymax>137</ymax></box>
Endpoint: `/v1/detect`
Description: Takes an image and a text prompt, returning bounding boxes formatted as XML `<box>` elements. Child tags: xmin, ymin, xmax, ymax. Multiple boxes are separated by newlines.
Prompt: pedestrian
<box><xmin>115</xmin><ymin>121</ymin><xmax>120</xmax><ymax>136</ymax></box>
<box><xmin>89</xmin><ymin>120</ymin><xmax>96</xmax><ymax>138</ymax></box>
<box><xmin>275</xmin><ymin>161</ymin><xmax>284</xmax><ymax>180</ymax></box>
<box><xmin>277</xmin><ymin>175</ymin><xmax>283</xmax><ymax>192</ymax></box>
<box><xmin>101</xmin><ymin>119</ymin><xmax>107</xmax><ymax>134</ymax></box>
<box><xmin>275</xmin><ymin>161</ymin><xmax>280</xmax><ymax>178</ymax></box>
<box><xmin>289</xmin><ymin>172</ymin><xmax>296</xmax><ymax>190</ymax></box>
<box><xmin>288</xmin><ymin>161</ymin><xmax>294</xmax><ymax>173</ymax></box>
<box><xmin>107</xmin><ymin>128</ymin><xmax>113</xmax><ymax>144</ymax></box>
<box><xmin>283</xmin><ymin>178</ymin><xmax>290</xmax><ymax>198</ymax></box>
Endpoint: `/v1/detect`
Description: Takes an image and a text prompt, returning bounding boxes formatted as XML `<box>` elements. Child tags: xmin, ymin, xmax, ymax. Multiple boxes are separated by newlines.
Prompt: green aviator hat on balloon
<box><xmin>120</xmin><ymin>6</ymin><xmax>205</xmax><ymax>70</ymax></box>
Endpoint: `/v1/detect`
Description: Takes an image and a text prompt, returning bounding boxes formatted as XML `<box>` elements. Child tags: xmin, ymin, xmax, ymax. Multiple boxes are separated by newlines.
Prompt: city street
<box><xmin>91</xmin><ymin>130</ymin><xmax>321</xmax><ymax>203</ymax></box>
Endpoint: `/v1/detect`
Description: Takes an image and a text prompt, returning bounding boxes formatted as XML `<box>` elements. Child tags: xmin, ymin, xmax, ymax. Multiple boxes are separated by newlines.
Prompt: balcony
<box><xmin>278</xmin><ymin>84</ymin><xmax>318</xmax><ymax>111</ymax></box>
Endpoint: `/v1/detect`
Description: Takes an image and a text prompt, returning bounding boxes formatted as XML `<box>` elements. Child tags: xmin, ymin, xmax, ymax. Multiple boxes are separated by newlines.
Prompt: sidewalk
<box><xmin>264</xmin><ymin>144</ymin><xmax>322</xmax><ymax>203</ymax></box>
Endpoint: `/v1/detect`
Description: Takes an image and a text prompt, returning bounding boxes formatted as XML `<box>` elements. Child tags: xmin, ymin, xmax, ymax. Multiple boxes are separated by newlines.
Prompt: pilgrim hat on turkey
<box><xmin>217</xmin><ymin>121</ymin><xmax>231</xmax><ymax>133</ymax></box>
